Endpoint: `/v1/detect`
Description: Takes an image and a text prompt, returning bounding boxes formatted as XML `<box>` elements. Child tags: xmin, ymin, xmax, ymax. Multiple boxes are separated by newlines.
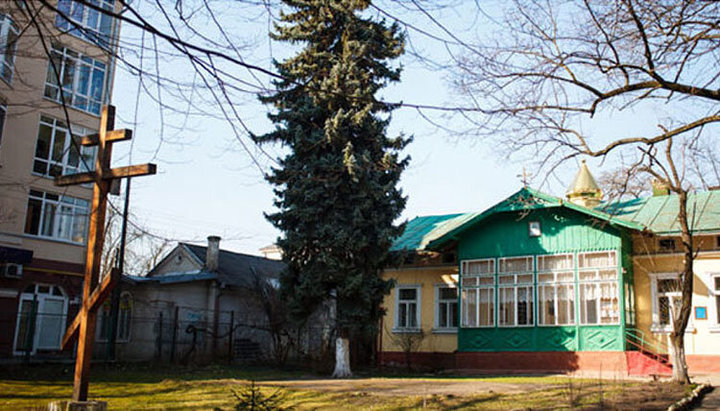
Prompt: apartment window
<box><xmin>461</xmin><ymin>259</ymin><xmax>495</xmax><ymax>327</ymax></box>
<box><xmin>56</xmin><ymin>0</ymin><xmax>115</xmax><ymax>48</ymax></box>
<box><xmin>578</xmin><ymin>251</ymin><xmax>619</xmax><ymax>325</ymax></box>
<box><xmin>395</xmin><ymin>286</ymin><xmax>420</xmax><ymax>330</ymax></box>
<box><xmin>498</xmin><ymin>256</ymin><xmax>534</xmax><ymax>326</ymax></box>
<box><xmin>33</xmin><ymin>115</ymin><xmax>96</xmax><ymax>178</ymax></box>
<box><xmin>650</xmin><ymin>273</ymin><xmax>681</xmax><ymax>332</ymax></box>
<box><xmin>24</xmin><ymin>190</ymin><xmax>89</xmax><ymax>244</ymax></box>
<box><xmin>97</xmin><ymin>292</ymin><xmax>132</xmax><ymax>342</ymax></box>
<box><xmin>44</xmin><ymin>44</ymin><xmax>107</xmax><ymax>116</ymax></box>
<box><xmin>0</xmin><ymin>14</ymin><xmax>18</xmax><ymax>84</ymax></box>
<box><xmin>537</xmin><ymin>254</ymin><xmax>575</xmax><ymax>325</ymax></box>
<box><xmin>435</xmin><ymin>285</ymin><xmax>458</xmax><ymax>330</ymax></box>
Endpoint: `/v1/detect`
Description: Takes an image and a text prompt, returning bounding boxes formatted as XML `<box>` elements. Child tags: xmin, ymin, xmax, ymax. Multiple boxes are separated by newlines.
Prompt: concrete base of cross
<box><xmin>48</xmin><ymin>400</ymin><xmax>108</xmax><ymax>411</ymax></box>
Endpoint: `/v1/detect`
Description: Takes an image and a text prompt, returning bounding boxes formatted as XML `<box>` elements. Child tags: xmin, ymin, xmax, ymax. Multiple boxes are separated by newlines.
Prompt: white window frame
<box><xmin>461</xmin><ymin>258</ymin><xmax>495</xmax><ymax>328</ymax></box>
<box><xmin>0</xmin><ymin>14</ymin><xmax>18</xmax><ymax>84</ymax></box>
<box><xmin>577</xmin><ymin>250</ymin><xmax>620</xmax><ymax>325</ymax></box>
<box><xmin>537</xmin><ymin>253</ymin><xmax>576</xmax><ymax>326</ymax></box>
<box><xmin>434</xmin><ymin>284</ymin><xmax>458</xmax><ymax>332</ymax></box>
<box><xmin>649</xmin><ymin>272</ymin><xmax>686</xmax><ymax>333</ymax></box>
<box><xmin>13</xmin><ymin>284</ymin><xmax>68</xmax><ymax>355</ymax></box>
<box><xmin>24</xmin><ymin>189</ymin><xmax>89</xmax><ymax>244</ymax></box>
<box><xmin>394</xmin><ymin>284</ymin><xmax>421</xmax><ymax>332</ymax></box>
<box><xmin>55</xmin><ymin>0</ymin><xmax>116</xmax><ymax>48</ymax></box>
<box><xmin>44</xmin><ymin>44</ymin><xmax>108</xmax><ymax>116</ymax></box>
<box><xmin>497</xmin><ymin>255</ymin><xmax>534</xmax><ymax>327</ymax></box>
<box><xmin>32</xmin><ymin>115</ymin><xmax>97</xmax><ymax>178</ymax></box>
<box><xmin>708</xmin><ymin>273</ymin><xmax>720</xmax><ymax>332</ymax></box>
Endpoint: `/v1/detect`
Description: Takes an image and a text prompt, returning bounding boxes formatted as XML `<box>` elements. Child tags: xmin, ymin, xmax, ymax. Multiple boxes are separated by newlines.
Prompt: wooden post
<box><xmin>228</xmin><ymin>310</ymin><xmax>234</xmax><ymax>363</ymax></box>
<box><xmin>170</xmin><ymin>306</ymin><xmax>178</xmax><ymax>363</ymax></box>
<box><xmin>55</xmin><ymin>105</ymin><xmax>156</xmax><ymax>402</ymax></box>
<box><xmin>157</xmin><ymin>311</ymin><xmax>163</xmax><ymax>361</ymax></box>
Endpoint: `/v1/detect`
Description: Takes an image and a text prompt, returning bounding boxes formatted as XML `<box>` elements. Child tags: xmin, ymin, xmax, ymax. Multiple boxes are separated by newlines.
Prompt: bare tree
<box><xmin>453</xmin><ymin>0</ymin><xmax>720</xmax><ymax>383</ymax></box>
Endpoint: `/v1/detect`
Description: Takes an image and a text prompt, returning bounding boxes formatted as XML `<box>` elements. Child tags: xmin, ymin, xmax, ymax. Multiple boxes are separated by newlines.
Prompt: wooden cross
<box><xmin>54</xmin><ymin>105</ymin><xmax>156</xmax><ymax>402</ymax></box>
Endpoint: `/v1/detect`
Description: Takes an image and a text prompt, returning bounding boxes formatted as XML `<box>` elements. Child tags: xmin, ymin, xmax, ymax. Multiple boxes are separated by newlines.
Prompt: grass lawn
<box><xmin>0</xmin><ymin>363</ymin><xmax>689</xmax><ymax>410</ymax></box>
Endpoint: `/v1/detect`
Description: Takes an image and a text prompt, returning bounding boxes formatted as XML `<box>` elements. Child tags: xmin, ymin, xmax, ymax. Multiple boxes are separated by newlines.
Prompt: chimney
<box><xmin>651</xmin><ymin>179</ymin><xmax>671</xmax><ymax>196</ymax></box>
<box><xmin>206</xmin><ymin>236</ymin><xmax>221</xmax><ymax>272</ymax></box>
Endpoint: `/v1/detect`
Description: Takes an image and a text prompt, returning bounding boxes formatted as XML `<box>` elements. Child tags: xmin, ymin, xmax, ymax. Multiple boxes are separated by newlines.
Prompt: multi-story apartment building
<box><xmin>0</xmin><ymin>0</ymin><xmax>119</xmax><ymax>358</ymax></box>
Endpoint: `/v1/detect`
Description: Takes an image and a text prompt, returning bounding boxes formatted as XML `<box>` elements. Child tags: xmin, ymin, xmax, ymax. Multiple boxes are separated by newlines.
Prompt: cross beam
<box><xmin>54</xmin><ymin>105</ymin><xmax>156</xmax><ymax>402</ymax></box>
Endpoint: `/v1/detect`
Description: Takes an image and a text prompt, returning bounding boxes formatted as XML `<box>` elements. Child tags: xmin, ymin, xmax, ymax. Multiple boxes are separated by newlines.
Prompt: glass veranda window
<box><xmin>498</xmin><ymin>256</ymin><xmax>534</xmax><ymax>326</ymax></box>
<box><xmin>461</xmin><ymin>259</ymin><xmax>495</xmax><ymax>327</ymax></box>
<box><xmin>537</xmin><ymin>254</ymin><xmax>575</xmax><ymax>325</ymax></box>
<box><xmin>0</xmin><ymin>14</ymin><xmax>18</xmax><ymax>84</ymax></box>
<box><xmin>44</xmin><ymin>44</ymin><xmax>107</xmax><ymax>116</ymax></box>
<box><xmin>56</xmin><ymin>0</ymin><xmax>115</xmax><ymax>48</ymax></box>
<box><xmin>24</xmin><ymin>190</ymin><xmax>89</xmax><ymax>243</ymax></box>
<box><xmin>33</xmin><ymin>116</ymin><xmax>96</xmax><ymax>178</ymax></box>
<box><xmin>578</xmin><ymin>251</ymin><xmax>620</xmax><ymax>325</ymax></box>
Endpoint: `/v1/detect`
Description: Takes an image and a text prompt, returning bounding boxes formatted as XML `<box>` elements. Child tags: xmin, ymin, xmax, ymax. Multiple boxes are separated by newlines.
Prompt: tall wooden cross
<box><xmin>55</xmin><ymin>105</ymin><xmax>156</xmax><ymax>402</ymax></box>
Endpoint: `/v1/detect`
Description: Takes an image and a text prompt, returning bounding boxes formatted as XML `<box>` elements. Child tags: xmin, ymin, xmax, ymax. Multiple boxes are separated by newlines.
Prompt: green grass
<box><xmin>0</xmin><ymin>364</ymin><xmax>683</xmax><ymax>410</ymax></box>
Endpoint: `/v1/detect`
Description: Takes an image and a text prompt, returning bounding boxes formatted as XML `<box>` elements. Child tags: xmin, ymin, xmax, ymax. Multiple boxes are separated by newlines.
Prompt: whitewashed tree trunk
<box><xmin>332</xmin><ymin>337</ymin><xmax>352</xmax><ymax>378</ymax></box>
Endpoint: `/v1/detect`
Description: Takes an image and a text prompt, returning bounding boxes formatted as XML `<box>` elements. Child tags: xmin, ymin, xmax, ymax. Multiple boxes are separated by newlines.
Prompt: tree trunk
<box><xmin>670</xmin><ymin>189</ymin><xmax>693</xmax><ymax>384</ymax></box>
<box><xmin>332</xmin><ymin>337</ymin><xmax>352</xmax><ymax>378</ymax></box>
<box><xmin>670</xmin><ymin>333</ymin><xmax>689</xmax><ymax>383</ymax></box>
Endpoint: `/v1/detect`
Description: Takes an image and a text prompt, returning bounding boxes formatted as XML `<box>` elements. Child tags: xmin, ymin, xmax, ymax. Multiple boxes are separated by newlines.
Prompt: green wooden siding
<box><xmin>459</xmin><ymin>326</ymin><xmax>624</xmax><ymax>352</ymax></box>
<box><xmin>457</xmin><ymin>208</ymin><xmax>630</xmax><ymax>352</ymax></box>
<box><xmin>458</xmin><ymin>208</ymin><xmax>623</xmax><ymax>260</ymax></box>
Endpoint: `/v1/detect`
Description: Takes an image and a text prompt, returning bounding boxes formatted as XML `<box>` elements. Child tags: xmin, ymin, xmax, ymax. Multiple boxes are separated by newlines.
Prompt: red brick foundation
<box><xmin>686</xmin><ymin>355</ymin><xmax>720</xmax><ymax>374</ymax></box>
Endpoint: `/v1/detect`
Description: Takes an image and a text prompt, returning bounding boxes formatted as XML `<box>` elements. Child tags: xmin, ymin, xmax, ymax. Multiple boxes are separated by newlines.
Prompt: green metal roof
<box><xmin>393</xmin><ymin>188</ymin><xmax>720</xmax><ymax>252</ymax></box>
<box><xmin>391</xmin><ymin>213</ymin><xmax>477</xmax><ymax>251</ymax></box>
<box><xmin>601</xmin><ymin>190</ymin><xmax>720</xmax><ymax>235</ymax></box>
<box><xmin>424</xmin><ymin>187</ymin><xmax>644</xmax><ymax>250</ymax></box>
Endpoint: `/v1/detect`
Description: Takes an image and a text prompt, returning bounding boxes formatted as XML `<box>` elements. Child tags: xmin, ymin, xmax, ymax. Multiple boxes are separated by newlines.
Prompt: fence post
<box><xmin>228</xmin><ymin>310</ymin><xmax>234</xmax><ymax>364</ymax></box>
<box><xmin>170</xmin><ymin>306</ymin><xmax>178</xmax><ymax>363</ymax></box>
<box><xmin>157</xmin><ymin>311</ymin><xmax>163</xmax><ymax>361</ymax></box>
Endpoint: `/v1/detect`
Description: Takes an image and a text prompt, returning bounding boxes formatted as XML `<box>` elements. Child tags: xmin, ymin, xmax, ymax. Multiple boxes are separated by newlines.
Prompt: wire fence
<box><xmin>0</xmin><ymin>304</ymin><xmax>334</xmax><ymax>366</ymax></box>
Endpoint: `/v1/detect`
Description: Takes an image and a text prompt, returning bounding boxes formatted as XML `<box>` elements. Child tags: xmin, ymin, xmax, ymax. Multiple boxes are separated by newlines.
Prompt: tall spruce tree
<box><xmin>256</xmin><ymin>0</ymin><xmax>408</xmax><ymax>377</ymax></box>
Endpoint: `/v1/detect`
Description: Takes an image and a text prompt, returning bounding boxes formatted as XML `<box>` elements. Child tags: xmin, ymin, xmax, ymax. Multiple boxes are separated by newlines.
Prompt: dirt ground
<box><xmin>266</xmin><ymin>377</ymin><xmax>551</xmax><ymax>396</ymax></box>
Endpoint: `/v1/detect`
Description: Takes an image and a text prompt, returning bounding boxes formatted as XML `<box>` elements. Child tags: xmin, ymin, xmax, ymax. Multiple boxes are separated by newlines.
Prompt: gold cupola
<box><xmin>566</xmin><ymin>160</ymin><xmax>603</xmax><ymax>208</ymax></box>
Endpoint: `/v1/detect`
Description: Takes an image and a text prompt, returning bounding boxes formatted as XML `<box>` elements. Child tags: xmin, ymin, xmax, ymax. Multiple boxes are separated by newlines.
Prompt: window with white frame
<box><xmin>711</xmin><ymin>275</ymin><xmax>720</xmax><ymax>327</ymax></box>
<box><xmin>578</xmin><ymin>251</ymin><xmax>620</xmax><ymax>325</ymax></box>
<box><xmin>24</xmin><ymin>190</ymin><xmax>89</xmax><ymax>244</ymax></box>
<box><xmin>97</xmin><ymin>292</ymin><xmax>132</xmax><ymax>342</ymax></box>
<box><xmin>44</xmin><ymin>44</ymin><xmax>108</xmax><ymax>116</ymax></box>
<box><xmin>461</xmin><ymin>259</ymin><xmax>495</xmax><ymax>327</ymax></box>
<box><xmin>435</xmin><ymin>285</ymin><xmax>458</xmax><ymax>330</ymax></box>
<box><xmin>498</xmin><ymin>256</ymin><xmax>534</xmax><ymax>326</ymax></box>
<box><xmin>537</xmin><ymin>254</ymin><xmax>575</xmax><ymax>325</ymax></box>
<box><xmin>33</xmin><ymin>115</ymin><xmax>96</xmax><ymax>178</ymax></box>
<box><xmin>56</xmin><ymin>0</ymin><xmax>115</xmax><ymax>48</ymax></box>
<box><xmin>650</xmin><ymin>273</ymin><xmax>682</xmax><ymax>332</ymax></box>
<box><xmin>0</xmin><ymin>14</ymin><xmax>18</xmax><ymax>84</ymax></box>
<box><xmin>395</xmin><ymin>286</ymin><xmax>420</xmax><ymax>330</ymax></box>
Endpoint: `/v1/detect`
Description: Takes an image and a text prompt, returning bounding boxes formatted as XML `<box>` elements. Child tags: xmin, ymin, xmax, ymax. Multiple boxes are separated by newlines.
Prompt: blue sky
<box><xmin>106</xmin><ymin>1</ymin><xmax>668</xmax><ymax>256</ymax></box>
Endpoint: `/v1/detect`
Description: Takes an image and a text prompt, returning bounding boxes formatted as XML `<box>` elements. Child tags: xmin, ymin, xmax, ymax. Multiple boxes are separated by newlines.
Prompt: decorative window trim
<box><xmin>461</xmin><ymin>258</ymin><xmax>495</xmax><ymax>328</ymax></box>
<box><xmin>577</xmin><ymin>250</ymin><xmax>620</xmax><ymax>325</ymax></box>
<box><xmin>649</xmin><ymin>272</ymin><xmax>695</xmax><ymax>334</ymax></box>
<box><xmin>709</xmin><ymin>273</ymin><xmax>720</xmax><ymax>332</ymax></box>
<box><xmin>434</xmin><ymin>284</ymin><xmax>458</xmax><ymax>332</ymax></box>
<box><xmin>0</xmin><ymin>14</ymin><xmax>19</xmax><ymax>84</ymax></box>
<box><xmin>394</xmin><ymin>284</ymin><xmax>421</xmax><ymax>332</ymax></box>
